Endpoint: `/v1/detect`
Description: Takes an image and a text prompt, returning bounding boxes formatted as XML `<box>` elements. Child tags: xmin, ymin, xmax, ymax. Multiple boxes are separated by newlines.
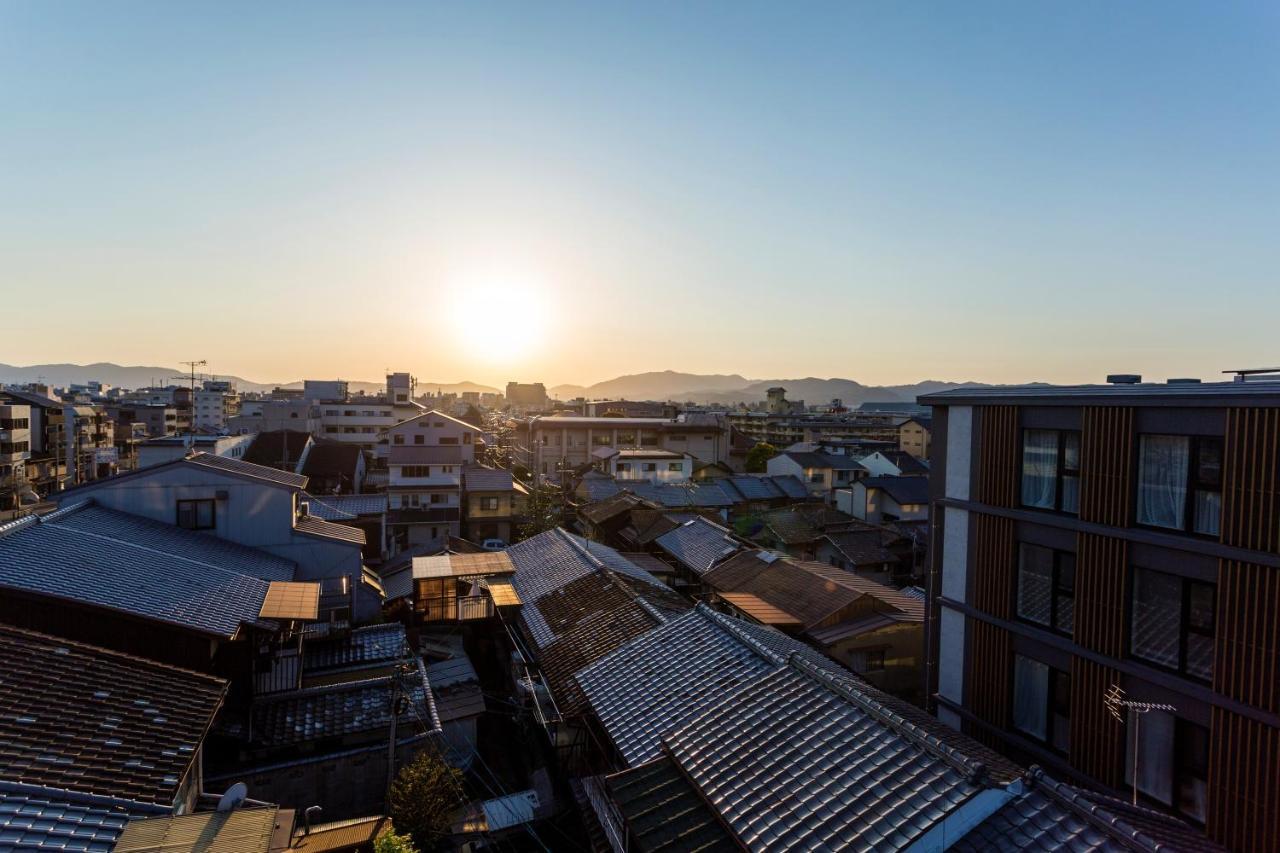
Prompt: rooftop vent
<box><xmin>1106</xmin><ymin>374</ymin><xmax>1142</xmax><ymax>385</ymax></box>
<box><xmin>1167</xmin><ymin>378</ymin><xmax>1202</xmax><ymax>385</ymax></box>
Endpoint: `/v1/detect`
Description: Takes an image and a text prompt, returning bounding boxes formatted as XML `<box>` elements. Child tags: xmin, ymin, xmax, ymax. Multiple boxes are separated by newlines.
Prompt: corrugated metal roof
<box><xmin>0</xmin><ymin>502</ymin><xmax>284</xmax><ymax>637</ymax></box>
<box><xmin>114</xmin><ymin>807</ymin><xmax>284</xmax><ymax>853</ymax></box>
<box><xmin>717</xmin><ymin>592</ymin><xmax>802</xmax><ymax>626</ymax></box>
<box><xmin>291</xmin><ymin>815</ymin><xmax>392</xmax><ymax>852</ymax></box>
<box><xmin>413</xmin><ymin>551</ymin><xmax>515</xmax><ymax>579</ymax></box>
<box><xmin>483</xmin><ymin>577</ymin><xmax>522</xmax><ymax>607</ymax></box>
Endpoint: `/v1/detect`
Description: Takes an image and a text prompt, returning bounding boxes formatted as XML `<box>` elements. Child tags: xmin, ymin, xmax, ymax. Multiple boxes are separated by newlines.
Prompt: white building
<box><xmin>137</xmin><ymin>433</ymin><xmax>255</xmax><ymax>469</ymax></box>
<box><xmin>0</xmin><ymin>403</ymin><xmax>32</xmax><ymax>504</ymax></box>
<box><xmin>193</xmin><ymin>380</ymin><xmax>239</xmax><ymax>432</ymax></box>
<box><xmin>837</xmin><ymin>476</ymin><xmax>930</xmax><ymax>524</ymax></box>
<box><xmin>318</xmin><ymin>373</ymin><xmax>424</xmax><ymax>453</ymax></box>
<box><xmin>603</xmin><ymin>448</ymin><xmax>694</xmax><ymax>483</ymax></box>
<box><xmin>385</xmin><ymin>410</ymin><xmax>477</xmax><ymax>551</ymax></box>
<box><xmin>766</xmin><ymin>450</ymin><xmax>867</xmax><ymax>500</ymax></box>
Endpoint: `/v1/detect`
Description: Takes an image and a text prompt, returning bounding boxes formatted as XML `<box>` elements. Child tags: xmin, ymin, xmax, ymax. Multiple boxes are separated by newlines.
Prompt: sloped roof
<box><xmin>243</xmin><ymin>430</ymin><xmax>312</xmax><ymax>469</ymax></box>
<box><xmin>463</xmin><ymin>464</ymin><xmax>516</xmax><ymax>492</ymax></box>
<box><xmin>0</xmin><ymin>781</ymin><xmax>159</xmax><ymax>852</ymax></box>
<box><xmin>863</xmin><ymin>475</ymin><xmax>931</xmax><ymax>506</ymax></box>
<box><xmin>0</xmin><ymin>625</ymin><xmax>226</xmax><ymax>806</ymax></box>
<box><xmin>185</xmin><ymin>452</ymin><xmax>309</xmax><ymax>489</ymax></box>
<box><xmin>303</xmin><ymin>493</ymin><xmax>387</xmax><ymax>520</ymax></box>
<box><xmin>781</xmin><ymin>450</ymin><xmax>867</xmax><ymax>471</ymax></box>
<box><xmin>604</xmin><ymin>757</ymin><xmax>737</xmax><ymax>853</ymax></box>
<box><xmin>0</xmin><ymin>502</ymin><xmax>290</xmax><ymax>638</ymax></box>
<box><xmin>622</xmin><ymin>509</ymin><xmax>686</xmax><ymax>546</ymax></box>
<box><xmin>653</xmin><ymin>517</ymin><xmax>741</xmax><ymax>575</ymax></box>
<box><xmin>295</xmin><ymin>514</ymin><xmax>366</xmax><ymax>545</ymax></box>
<box><xmin>823</xmin><ymin>528</ymin><xmax>900</xmax><ymax>566</ymax></box>
<box><xmin>720</xmin><ymin>475</ymin><xmax>784</xmax><ymax>501</ymax></box>
<box><xmin>301</xmin><ymin>442</ymin><xmax>364</xmax><ymax>481</ymax></box>
<box><xmin>580</xmin><ymin>491</ymin><xmax>651</xmax><ymax>525</ymax></box>
<box><xmin>114</xmin><ymin>807</ymin><xmax>286</xmax><ymax>853</ymax></box>
<box><xmin>303</xmin><ymin>623</ymin><xmax>407</xmax><ymax>673</ymax></box>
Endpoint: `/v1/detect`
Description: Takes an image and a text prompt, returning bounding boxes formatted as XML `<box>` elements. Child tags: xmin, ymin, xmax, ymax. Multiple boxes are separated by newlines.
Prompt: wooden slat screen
<box><xmin>976</xmin><ymin>405</ymin><xmax>1019</xmax><ymax>508</ymax></box>
<box><xmin>966</xmin><ymin>619</ymin><xmax>1011</xmax><ymax>748</ymax></box>
<box><xmin>1221</xmin><ymin>407</ymin><xmax>1280</xmax><ymax>554</ymax></box>
<box><xmin>1215</xmin><ymin>559</ymin><xmax>1280</xmax><ymax>715</ymax></box>
<box><xmin>971</xmin><ymin>513</ymin><xmax>1014</xmax><ymax>620</ymax></box>
<box><xmin>1079</xmin><ymin>406</ymin><xmax>1134</xmax><ymax>527</ymax></box>
<box><xmin>1068</xmin><ymin>656</ymin><xmax>1125</xmax><ymax>788</ymax></box>
<box><xmin>1074</xmin><ymin>532</ymin><xmax>1128</xmax><ymax>657</ymax></box>
<box><xmin>1208</xmin><ymin>706</ymin><xmax>1280</xmax><ymax>850</ymax></box>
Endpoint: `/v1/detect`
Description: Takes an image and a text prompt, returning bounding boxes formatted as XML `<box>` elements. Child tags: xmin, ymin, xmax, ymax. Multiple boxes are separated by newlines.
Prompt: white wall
<box><xmin>944</xmin><ymin>406</ymin><xmax>972</xmax><ymax>501</ymax></box>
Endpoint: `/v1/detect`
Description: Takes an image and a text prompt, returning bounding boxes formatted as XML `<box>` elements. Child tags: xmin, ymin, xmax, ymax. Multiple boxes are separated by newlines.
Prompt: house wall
<box><xmin>824</xmin><ymin>620</ymin><xmax>924</xmax><ymax>702</ymax></box>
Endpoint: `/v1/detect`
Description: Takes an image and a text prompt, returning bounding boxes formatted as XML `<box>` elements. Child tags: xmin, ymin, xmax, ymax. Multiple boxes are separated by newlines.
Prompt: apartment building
<box><xmin>193</xmin><ymin>379</ymin><xmax>239</xmax><ymax>431</ymax></box>
<box><xmin>505</xmin><ymin>381</ymin><xmax>548</xmax><ymax>412</ymax></box>
<box><xmin>728</xmin><ymin>409</ymin><xmax>912</xmax><ymax>448</ymax></box>
<box><xmin>0</xmin><ymin>403</ymin><xmax>32</xmax><ymax>508</ymax></box>
<box><xmin>921</xmin><ymin>377</ymin><xmax>1280</xmax><ymax>848</ymax></box>
<box><xmin>385</xmin><ymin>410</ymin><xmax>476</xmax><ymax>550</ymax></box>
<box><xmin>318</xmin><ymin>372</ymin><xmax>423</xmax><ymax>452</ymax></box>
<box><xmin>524</xmin><ymin>413</ymin><xmax>742</xmax><ymax>483</ymax></box>
<box><xmin>899</xmin><ymin>415</ymin><xmax>932</xmax><ymax>458</ymax></box>
<box><xmin>0</xmin><ymin>388</ymin><xmax>116</xmax><ymax>492</ymax></box>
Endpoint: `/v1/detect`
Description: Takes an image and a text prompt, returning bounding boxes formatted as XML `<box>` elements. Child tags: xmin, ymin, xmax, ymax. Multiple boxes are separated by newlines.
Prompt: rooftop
<box><xmin>0</xmin><ymin>625</ymin><xmax>226</xmax><ymax>806</ymax></box>
<box><xmin>918</xmin><ymin>379</ymin><xmax>1280</xmax><ymax>406</ymax></box>
<box><xmin>0</xmin><ymin>501</ymin><xmax>295</xmax><ymax>637</ymax></box>
<box><xmin>861</xmin><ymin>475</ymin><xmax>931</xmax><ymax>506</ymax></box>
<box><xmin>114</xmin><ymin>807</ymin><xmax>290</xmax><ymax>853</ymax></box>
<box><xmin>653</xmin><ymin>517</ymin><xmax>741</xmax><ymax>575</ymax></box>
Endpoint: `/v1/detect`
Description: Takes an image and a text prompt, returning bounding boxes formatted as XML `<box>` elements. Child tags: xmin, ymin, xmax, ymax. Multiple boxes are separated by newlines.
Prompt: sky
<box><xmin>2</xmin><ymin>1</ymin><xmax>1278</xmax><ymax>390</ymax></box>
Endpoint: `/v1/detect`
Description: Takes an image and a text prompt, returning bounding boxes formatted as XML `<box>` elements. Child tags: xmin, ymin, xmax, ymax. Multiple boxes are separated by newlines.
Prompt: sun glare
<box><xmin>447</xmin><ymin>275</ymin><xmax>550</xmax><ymax>364</ymax></box>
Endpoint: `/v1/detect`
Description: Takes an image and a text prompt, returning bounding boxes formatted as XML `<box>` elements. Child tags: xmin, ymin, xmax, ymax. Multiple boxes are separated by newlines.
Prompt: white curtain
<box><xmin>1126</xmin><ymin>708</ymin><xmax>1174</xmax><ymax>806</ymax></box>
<box><xmin>1137</xmin><ymin>435</ymin><xmax>1189</xmax><ymax>529</ymax></box>
<box><xmin>1012</xmin><ymin>655</ymin><xmax>1048</xmax><ymax>741</ymax></box>
<box><xmin>1021</xmin><ymin>430</ymin><xmax>1058</xmax><ymax>509</ymax></box>
<box><xmin>1194</xmin><ymin>489</ymin><xmax>1221</xmax><ymax>536</ymax></box>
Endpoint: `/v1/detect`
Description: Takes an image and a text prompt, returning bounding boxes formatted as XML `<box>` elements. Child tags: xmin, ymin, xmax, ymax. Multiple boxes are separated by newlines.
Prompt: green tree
<box><xmin>517</xmin><ymin>483</ymin><xmax>564</xmax><ymax>540</ymax></box>
<box><xmin>745</xmin><ymin>442</ymin><xmax>778</xmax><ymax>473</ymax></box>
<box><xmin>387</xmin><ymin>750</ymin><xmax>464</xmax><ymax>852</ymax></box>
<box><xmin>374</xmin><ymin>829</ymin><xmax>420</xmax><ymax>853</ymax></box>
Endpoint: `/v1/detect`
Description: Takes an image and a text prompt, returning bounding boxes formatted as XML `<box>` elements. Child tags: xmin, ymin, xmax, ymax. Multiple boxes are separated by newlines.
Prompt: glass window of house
<box><xmin>1130</xmin><ymin>567</ymin><xmax>1215</xmax><ymax>682</ymax></box>
<box><xmin>1021</xmin><ymin>430</ymin><xmax>1080</xmax><ymax>513</ymax></box>
<box><xmin>1137</xmin><ymin>435</ymin><xmax>1222</xmax><ymax>535</ymax></box>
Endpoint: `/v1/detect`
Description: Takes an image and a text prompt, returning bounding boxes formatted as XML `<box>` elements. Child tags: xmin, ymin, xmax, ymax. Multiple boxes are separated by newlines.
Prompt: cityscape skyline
<box><xmin>4</xmin><ymin>2</ymin><xmax>1279</xmax><ymax>388</ymax></box>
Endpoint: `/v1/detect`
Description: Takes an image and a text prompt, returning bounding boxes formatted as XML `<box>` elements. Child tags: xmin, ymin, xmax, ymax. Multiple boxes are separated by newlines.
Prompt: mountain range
<box><xmin>0</xmin><ymin>363</ymin><xmax>990</xmax><ymax>406</ymax></box>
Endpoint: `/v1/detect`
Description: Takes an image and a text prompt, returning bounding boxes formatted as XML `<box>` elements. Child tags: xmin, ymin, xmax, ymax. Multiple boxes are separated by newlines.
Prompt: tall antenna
<box><xmin>1104</xmin><ymin>684</ymin><xmax>1177</xmax><ymax>806</ymax></box>
<box><xmin>172</xmin><ymin>360</ymin><xmax>207</xmax><ymax>447</ymax></box>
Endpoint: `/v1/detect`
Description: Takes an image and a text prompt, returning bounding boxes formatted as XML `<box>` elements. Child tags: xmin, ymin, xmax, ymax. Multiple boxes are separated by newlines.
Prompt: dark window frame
<box><xmin>1015</xmin><ymin>542</ymin><xmax>1076</xmax><ymax>637</ymax></box>
<box><xmin>1134</xmin><ymin>433</ymin><xmax>1223</xmax><ymax>538</ymax></box>
<box><xmin>1127</xmin><ymin>565</ymin><xmax>1216</xmax><ymax>683</ymax></box>
<box><xmin>176</xmin><ymin>498</ymin><xmax>216</xmax><ymax>530</ymax></box>
<box><xmin>1019</xmin><ymin>428</ymin><xmax>1081</xmax><ymax>515</ymax></box>
<box><xmin>1012</xmin><ymin>654</ymin><xmax>1071</xmax><ymax>755</ymax></box>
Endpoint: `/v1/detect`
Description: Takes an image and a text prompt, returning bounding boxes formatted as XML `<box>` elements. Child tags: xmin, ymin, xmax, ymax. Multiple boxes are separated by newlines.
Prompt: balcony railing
<box><xmin>458</xmin><ymin>595</ymin><xmax>494</xmax><ymax>621</ymax></box>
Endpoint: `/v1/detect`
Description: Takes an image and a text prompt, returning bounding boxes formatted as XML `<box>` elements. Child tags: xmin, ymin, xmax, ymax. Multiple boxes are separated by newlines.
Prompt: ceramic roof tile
<box><xmin>294</xmin><ymin>514</ymin><xmax>366</xmax><ymax>545</ymax></box>
<box><xmin>303</xmin><ymin>624</ymin><xmax>407</xmax><ymax>673</ymax></box>
<box><xmin>0</xmin><ymin>626</ymin><xmax>226</xmax><ymax>806</ymax></box>
<box><xmin>604</xmin><ymin>758</ymin><xmax>737</xmax><ymax>852</ymax></box>
<box><xmin>0</xmin><ymin>502</ymin><xmax>286</xmax><ymax>637</ymax></box>
<box><xmin>186</xmin><ymin>452</ymin><xmax>309</xmax><ymax>489</ymax></box>
<box><xmin>653</xmin><ymin>518</ymin><xmax>741</xmax><ymax>576</ymax></box>
<box><xmin>0</xmin><ymin>782</ymin><xmax>157</xmax><ymax>853</ymax></box>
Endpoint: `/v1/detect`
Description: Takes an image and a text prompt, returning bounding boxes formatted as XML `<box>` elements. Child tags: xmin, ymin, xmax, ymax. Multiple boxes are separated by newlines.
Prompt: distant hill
<box><xmin>548</xmin><ymin>371</ymin><xmax>992</xmax><ymax>406</ymax></box>
<box><xmin>0</xmin><ymin>363</ymin><xmax>499</xmax><ymax>396</ymax></box>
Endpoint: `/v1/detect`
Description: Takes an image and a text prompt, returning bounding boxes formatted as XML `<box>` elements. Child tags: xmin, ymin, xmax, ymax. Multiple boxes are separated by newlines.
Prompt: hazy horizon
<box><xmin>4</xmin><ymin>2</ymin><xmax>1278</xmax><ymax>388</ymax></box>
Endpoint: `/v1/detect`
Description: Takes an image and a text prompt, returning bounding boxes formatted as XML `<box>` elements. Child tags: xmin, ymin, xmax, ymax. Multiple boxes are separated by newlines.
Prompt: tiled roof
<box><xmin>251</xmin><ymin>663</ymin><xmax>437</xmax><ymax>747</ymax></box>
<box><xmin>877</xmin><ymin>450</ymin><xmax>931</xmax><ymax>475</ymax></box>
<box><xmin>463</xmin><ymin>464</ymin><xmax>515</xmax><ymax>492</ymax></box>
<box><xmin>823</xmin><ymin>528</ymin><xmax>899</xmax><ymax>566</ymax></box>
<box><xmin>0</xmin><ymin>502</ymin><xmax>286</xmax><ymax>637</ymax></box>
<box><xmin>621</xmin><ymin>509</ymin><xmax>685</xmax><ymax>546</ymax></box>
<box><xmin>185</xmin><ymin>452</ymin><xmax>309</xmax><ymax>489</ymax></box>
<box><xmin>379</xmin><ymin>564</ymin><xmax>414</xmax><ymax>602</ymax></box>
<box><xmin>662</xmin><ymin>661</ymin><xmax>985</xmax><ymax>851</ymax></box>
<box><xmin>0</xmin><ymin>781</ymin><xmax>161</xmax><ymax>853</ymax></box>
<box><xmin>618</xmin><ymin>553</ymin><xmax>676</xmax><ymax>576</ymax></box>
<box><xmin>301</xmin><ymin>442</ymin><xmax>363</xmax><ymax>480</ymax></box>
<box><xmin>0</xmin><ymin>625</ymin><xmax>226</xmax><ymax>806</ymax></box>
<box><xmin>304</xmin><ymin>493</ymin><xmax>386</xmax><ymax>517</ymax></box>
<box><xmin>654</xmin><ymin>518</ymin><xmax>741</xmax><ymax>575</ymax></box>
<box><xmin>535</xmin><ymin>573</ymin><xmax>667</xmax><ymax>717</ymax></box>
<box><xmin>720</xmin><ymin>475</ymin><xmax>784</xmax><ymax>501</ymax></box>
<box><xmin>243</xmin><ymin>430</ymin><xmax>311</xmax><ymax>468</ymax></box>
<box><xmin>782</xmin><ymin>450</ymin><xmax>867</xmax><ymax>471</ymax></box>
<box><xmin>426</xmin><ymin>657</ymin><xmax>485</xmax><ymax>724</ymax></box>
<box><xmin>604</xmin><ymin>758</ymin><xmax>737</xmax><ymax>853</ymax></box>
<box><xmin>580</xmin><ymin>492</ymin><xmax>649</xmax><ymax>525</ymax></box>
<box><xmin>576</xmin><ymin>608</ymin><xmax>784</xmax><ymax>766</ymax></box>
<box><xmin>303</xmin><ymin>496</ymin><xmax>356</xmax><ymax>521</ymax></box>
<box><xmin>295</xmin><ymin>514</ymin><xmax>366</xmax><ymax>545</ymax></box>
<box><xmin>581</xmin><ymin>479</ymin><xmax>738</xmax><ymax>509</ymax></box>
<box><xmin>703</xmin><ymin>550</ymin><xmax>923</xmax><ymax>630</ymax></box>
<box><xmin>862</xmin><ymin>475</ymin><xmax>931</xmax><ymax>505</ymax></box>
<box><xmin>303</xmin><ymin>624</ymin><xmax>407</xmax><ymax>673</ymax></box>
<box><xmin>767</xmin><ymin>475</ymin><xmax>811</xmax><ymax>499</ymax></box>
<box><xmin>758</xmin><ymin>505</ymin><xmax>854</xmax><ymax>545</ymax></box>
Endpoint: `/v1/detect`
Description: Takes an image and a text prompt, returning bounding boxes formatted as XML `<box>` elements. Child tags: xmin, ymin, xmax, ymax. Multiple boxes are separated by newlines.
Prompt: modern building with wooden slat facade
<box><xmin>921</xmin><ymin>377</ymin><xmax>1280</xmax><ymax>851</ymax></box>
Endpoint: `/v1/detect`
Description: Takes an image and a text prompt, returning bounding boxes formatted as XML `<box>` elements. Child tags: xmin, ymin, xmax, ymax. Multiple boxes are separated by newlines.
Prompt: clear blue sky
<box><xmin>2</xmin><ymin>1</ymin><xmax>1277</xmax><ymax>388</ymax></box>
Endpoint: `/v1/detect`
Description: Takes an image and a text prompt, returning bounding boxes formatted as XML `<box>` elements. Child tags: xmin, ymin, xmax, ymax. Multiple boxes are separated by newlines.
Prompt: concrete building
<box><xmin>898</xmin><ymin>415</ymin><xmax>932</xmax><ymax>459</ymax></box>
<box><xmin>505</xmin><ymin>381</ymin><xmax>548</xmax><ymax>412</ymax></box>
<box><xmin>193</xmin><ymin>379</ymin><xmax>239</xmax><ymax>431</ymax></box>
<box><xmin>603</xmin><ymin>448</ymin><xmax>694</xmax><ymax>483</ymax></box>
<box><xmin>137</xmin><ymin>432</ymin><xmax>254</xmax><ymax>468</ymax></box>
<box><xmin>227</xmin><ymin>398</ymin><xmax>319</xmax><ymax>435</ymax></box>
<box><xmin>385</xmin><ymin>410</ymin><xmax>476</xmax><ymax>551</ymax></box>
<box><xmin>318</xmin><ymin>373</ymin><xmax>424</xmax><ymax>453</ymax></box>
<box><xmin>303</xmin><ymin>379</ymin><xmax>349</xmax><ymax>401</ymax></box>
<box><xmin>0</xmin><ymin>403</ymin><xmax>32</xmax><ymax>509</ymax></box>
<box><xmin>921</xmin><ymin>376</ymin><xmax>1280</xmax><ymax>846</ymax></box>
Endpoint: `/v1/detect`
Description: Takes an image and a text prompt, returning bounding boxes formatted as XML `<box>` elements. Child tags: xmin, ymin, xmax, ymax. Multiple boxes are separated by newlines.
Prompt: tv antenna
<box><xmin>171</xmin><ymin>360</ymin><xmax>207</xmax><ymax>446</ymax></box>
<box><xmin>1104</xmin><ymin>684</ymin><xmax>1177</xmax><ymax>806</ymax></box>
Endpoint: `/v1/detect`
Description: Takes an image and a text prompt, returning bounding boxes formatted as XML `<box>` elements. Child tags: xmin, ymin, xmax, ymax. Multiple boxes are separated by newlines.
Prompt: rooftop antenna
<box><xmin>1104</xmin><ymin>684</ymin><xmax>1177</xmax><ymax>806</ymax></box>
<box><xmin>215</xmin><ymin>782</ymin><xmax>248</xmax><ymax>812</ymax></box>
<box><xmin>172</xmin><ymin>360</ymin><xmax>207</xmax><ymax>450</ymax></box>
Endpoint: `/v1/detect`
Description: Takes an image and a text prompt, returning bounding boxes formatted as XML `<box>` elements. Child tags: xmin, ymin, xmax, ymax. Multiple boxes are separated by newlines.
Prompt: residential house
<box><xmin>301</xmin><ymin>439</ymin><xmax>367</xmax><ymax>494</ymax></box>
<box><xmin>601</xmin><ymin>448</ymin><xmax>694</xmax><ymax>483</ymax></box>
<box><xmin>0</xmin><ymin>625</ymin><xmax>227</xmax><ymax>851</ymax></box>
<box><xmin>816</xmin><ymin>524</ymin><xmax>908</xmax><ymax>584</ymax></box>
<box><xmin>840</xmin><ymin>475</ymin><xmax>931</xmax><ymax>524</ymax></box>
<box><xmin>385</xmin><ymin>410</ymin><xmax>476</xmax><ymax>551</ymax></box>
<box><xmin>462</xmin><ymin>464</ymin><xmax>528</xmax><ymax>544</ymax></box>
<box><xmin>765</xmin><ymin>449</ymin><xmax>866</xmax><ymax>500</ymax></box>
<box><xmin>244</xmin><ymin>429</ymin><xmax>314</xmax><ymax>473</ymax></box>
<box><xmin>49</xmin><ymin>452</ymin><xmax>381</xmax><ymax>622</ymax></box>
<box><xmin>898</xmin><ymin>415</ymin><xmax>932</xmax><ymax>459</ymax></box>
<box><xmin>857</xmin><ymin>448</ymin><xmax>931</xmax><ymax>477</ymax></box>
<box><xmin>745</xmin><ymin>504</ymin><xmax>860</xmax><ymax>560</ymax></box>
<box><xmin>919</xmin><ymin>377</ymin><xmax>1280</xmax><ymax>845</ymax></box>
<box><xmin>652</xmin><ymin>516</ymin><xmax>742</xmax><ymax>591</ymax></box>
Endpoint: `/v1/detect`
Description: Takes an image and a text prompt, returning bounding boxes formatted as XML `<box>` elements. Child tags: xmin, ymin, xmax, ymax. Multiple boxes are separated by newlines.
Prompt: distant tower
<box><xmin>766</xmin><ymin>387</ymin><xmax>788</xmax><ymax>414</ymax></box>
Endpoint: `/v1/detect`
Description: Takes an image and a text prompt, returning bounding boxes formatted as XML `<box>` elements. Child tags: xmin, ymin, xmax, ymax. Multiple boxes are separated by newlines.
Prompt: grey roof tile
<box><xmin>653</xmin><ymin>518</ymin><xmax>741</xmax><ymax>575</ymax></box>
<box><xmin>303</xmin><ymin>624</ymin><xmax>407</xmax><ymax>673</ymax></box>
<box><xmin>186</xmin><ymin>452</ymin><xmax>309</xmax><ymax>489</ymax></box>
<box><xmin>0</xmin><ymin>782</ymin><xmax>159</xmax><ymax>853</ymax></box>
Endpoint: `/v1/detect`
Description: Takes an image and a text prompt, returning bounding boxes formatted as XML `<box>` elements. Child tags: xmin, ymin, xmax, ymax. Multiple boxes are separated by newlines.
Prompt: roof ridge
<box><xmin>696</xmin><ymin>604</ymin><xmax>790</xmax><ymax>667</ymax></box>
<box><xmin>36</xmin><ymin>498</ymin><xmax>95</xmax><ymax>524</ymax></box>
<box><xmin>558</xmin><ymin>529</ymin><xmax>669</xmax><ymax>627</ymax></box>
<box><xmin>1025</xmin><ymin>768</ymin><xmax>1169</xmax><ymax>851</ymax></box>
<box><xmin>0</xmin><ymin>512</ymin><xmax>41</xmax><ymax>538</ymax></box>
<box><xmin>0</xmin><ymin>622</ymin><xmax>229</xmax><ymax>686</ymax></box>
<box><xmin>787</xmin><ymin>653</ymin><xmax>990</xmax><ymax>785</ymax></box>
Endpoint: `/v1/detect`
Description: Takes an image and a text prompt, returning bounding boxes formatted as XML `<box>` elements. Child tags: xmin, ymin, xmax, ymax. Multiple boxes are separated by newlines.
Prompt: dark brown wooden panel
<box><xmin>1074</xmin><ymin>532</ymin><xmax>1128</xmax><ymax>658</ymax></box>
<box><xmin>971</xmin><ymin>512</ymin><xmax>1015</xmax><ymax>620</ymax></box>
<box><xmin>1079</xmin><ymin>406</ymin><xmax>1134</xmax><ymax>527</ymax></box>
<box><xmin>1215</xmin><ymin>559</ymin><xmax>1280</xmax><ymax>715</ymax></box>
<box><xmin>1222</xmin><ymin>408</ymin><xmax>1280</xmax><ymax>555</ymax></box>
<box><xmin>1208</xmin><ymin>706</ymin><xmax>1280</xmax><ymax>851</ymax></box>
<box><xmin>1069</xmin><ymin>656</ymin><xmax>1125</xmax><ymax>788</ymax></box>
<box><xmin>976</xmin><ymin>405</ymin><xmax>1020</xmax><ymax>508</ymax></box>
<box><xmin>967</xmin><ymin>618</ymin><xmax>1011</xmax><ymax>749</ymax></box>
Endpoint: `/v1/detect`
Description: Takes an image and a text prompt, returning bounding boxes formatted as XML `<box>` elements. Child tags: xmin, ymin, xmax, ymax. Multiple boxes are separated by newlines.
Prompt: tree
<box><xmin>517</xmin><ymin>483</ymin><xmax>564</xmax><ymax>540</ymax></box>
<box><xmin>460</xmin><ymin>405</ymin><xmax>484</xmax><ymax>427</ymax></box>
<box><xmin>387</xmin><ymin>750</ymin><xmax>464</xmax><ymax>852</ymax></box>
<box><xmin>374</xmin><ymin>830</ymin><xmax>420</xmax><ymax>853</ymax></box>
<box><xmin>745</xmin><ymin>442</ymin><xmax>778</xmax><ymax>473</ymax></box>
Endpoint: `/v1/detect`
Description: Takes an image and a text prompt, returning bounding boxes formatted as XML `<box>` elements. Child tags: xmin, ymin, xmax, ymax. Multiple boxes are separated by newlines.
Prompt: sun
<box><xmin>447</xmin><ymin>275</ymin><xmax>551</xmax><ymax>364</ymax></box>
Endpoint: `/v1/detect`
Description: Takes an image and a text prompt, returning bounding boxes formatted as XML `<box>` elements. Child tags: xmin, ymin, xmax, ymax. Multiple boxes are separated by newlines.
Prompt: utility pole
<box><xmin>173</xmin><ymin>360</ymin><xmax>207</xmax><ymax>449</ymax></box>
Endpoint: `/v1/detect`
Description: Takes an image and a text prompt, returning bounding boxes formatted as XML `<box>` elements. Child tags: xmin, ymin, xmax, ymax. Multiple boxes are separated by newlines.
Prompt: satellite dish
<box><xmin>216</xmin><ymin>782</ymin><xmax>248</xmax><ymax>812</ymax></box>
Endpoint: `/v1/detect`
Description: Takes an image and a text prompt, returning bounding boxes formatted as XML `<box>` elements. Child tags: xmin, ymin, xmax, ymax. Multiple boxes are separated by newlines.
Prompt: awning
<box><xmin>259</xmin><ymin>581</ymin><xmax>321</xmax><ymax>621</ymax></box>
<box><xmin>485</xmin><ymin>578</ymin><xmax>522</xmax><ymax>607</ymax></box>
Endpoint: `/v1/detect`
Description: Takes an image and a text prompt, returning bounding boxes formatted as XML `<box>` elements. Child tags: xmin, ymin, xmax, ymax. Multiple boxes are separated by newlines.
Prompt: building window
<box><xmin>441</xmin><ymin>465</ymin><xmax>454</xmax><ymax>474</ymax></box>
<box><xmin>1016</xmin><ymin>543</ymin><xmax>1075</xmax><ymax>635</ymax></box>
<box><xmin>176</xmin><ymin>499</ymin><xmax>215</xmax><ymax>530</ymax></box>
<box><xmin>414</xmin><ymin>434</ymin><xmax>424</xmax><ymax>445</ymax></box>
<box><xmin>643</xmin><ymin>463</ymin><xmax>657</xmax><ymax>472</ymax></box>
<box><xmin>463</xmin><ymin>432</ymin><xmax>471</xmax><ymax>444</ymax></box>
<box><xmin>430</xmin><ymin>493</ymin><xmax>445</xmax><ymax>504</ymax></box>
<box><xmin>440</xmin><ymin>436</ymin><xmax>458</xmax><ymax>445</ymax></box>
<box><xmin>809</xmin><ymin>471</ymin><xmax>824</xmax><ymax>483</ymax></box>
<box><xmin>480</xmin><ymin>496</ymin><xmax>500</xmax><ymax>511</ymax></box>
<box><xmin>864</xmin><ymin>649</ymin><xmax>886</xmax><ymax>672</ymax></box>
<box><xmin>1125</xmin><ymin>711</ymin><xmax>1208</xmax><ymax>823</ymax></box>
<box><xmin>1136</xmin><ymin>435</ymin><xmax>1222</xmax><ymax>536</ymax></box>
<box><xmin>617</xmin><ymin>462</ymin><xmax>631</xmax><ymax>472</ymax></box>
<box><xmin>668</xmin><ymin>462</ymin><xmax>682</xmax><ymax>472</ymax></box>
<box><xmin>1129</xmin><ymin>567</ymin><xmax>1215</xmax><ymax>681</ymax></box>
<box><xmin>1020</xmin><ymin>429</ymin><xmax>1080</xmax><ymax>513</ymax></box>
<box><xmin>403</xmin><ymin>465</ymin><xmax>430</xmax><ymax>477</ymax></box>
<box><xmin>1012</xmin><ymin>655</ymin><xmax>1070</xmax><ymax>753</ymax></box>
<box><xmin>393</xmin><ymin>434</ymin><xmax>404</xmax><ymax>445</ymax></box>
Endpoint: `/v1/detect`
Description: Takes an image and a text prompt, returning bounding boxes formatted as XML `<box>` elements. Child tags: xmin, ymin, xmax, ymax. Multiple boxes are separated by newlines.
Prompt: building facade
<box><xmin>922</xmin><ymin>380</ymin><xmax>1280</xmax><ymax>848</ymax></box>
